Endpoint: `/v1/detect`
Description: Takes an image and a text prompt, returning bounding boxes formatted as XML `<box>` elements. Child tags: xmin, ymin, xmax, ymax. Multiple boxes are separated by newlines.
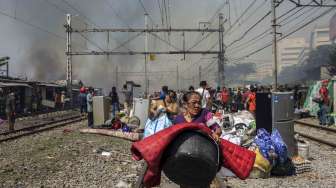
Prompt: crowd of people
<box><xmin>77</xmin><ymin>79</ymin><xmax>330</xmax><ymax>130</ymax></box>
<box><xmin>139</xmin><ymin>81</ymin><xmax>263</xmax><ymax>139</ymax></box>
<box><xmin>149</xmin><ymin>81</ymin><xmax>260</xmax><ymax>117</ymax></box>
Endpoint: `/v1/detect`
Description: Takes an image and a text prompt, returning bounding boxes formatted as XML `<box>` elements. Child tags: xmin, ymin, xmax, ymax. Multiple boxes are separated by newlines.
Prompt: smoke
<box><xmin>278</xmin><ymin>44</ymin><xmax>336</xmax><ymax>84</ymax></box>
<box><xmin>21</xmin><ymin>38</ymin><xmax>65</xmax><ymax>81</ymax></box>
<box><xmin>1</xmin><ymin>0</ymin><xmax>242</xmax><ymax>93</ymax></box>
<box><xmin>224</xmin><ymin>63</ymin><xmax>256</xmax><ymax>84</ymax></box>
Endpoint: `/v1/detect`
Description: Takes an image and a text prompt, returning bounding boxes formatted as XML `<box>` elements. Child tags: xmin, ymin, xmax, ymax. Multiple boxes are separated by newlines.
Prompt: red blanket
<box><xmin>131</xmin><ymin>123</ymin><xmax>256</xmax><ymax>187</ymax></box>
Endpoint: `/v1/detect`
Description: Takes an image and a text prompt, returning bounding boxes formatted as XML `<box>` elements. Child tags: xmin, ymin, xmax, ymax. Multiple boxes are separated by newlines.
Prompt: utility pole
<box><xmin>176</xmin><ymin>64</ymin><xmax>179</xmax><ymax>90</ymax></box>
<box><xmin>66</xmin><ymin>14</ymin><xmax>73</xmax><ymax>105</ymax></box>
<box><xmin>199</xmin><ymin>65</ymin><xmax>202</xmax><ymax>83</ymax></box>
<box><xmin>115</xmin><ymin>66</ymin><xmax>118</xmax><ymax>91</ymax></box>
<box><xmin>218</xmin><ymin>13</ymin><xmax>225</xmax><ymax>88</ymax></box>
<box><xmin>271</xmin><ymin>0</ymin><xmax>278</xmax><ymax>91</ymax></box>
<box><xmin>144</xmin><ymin>13</ymin><xmax>149</xmax><ymax>97</ymax></box>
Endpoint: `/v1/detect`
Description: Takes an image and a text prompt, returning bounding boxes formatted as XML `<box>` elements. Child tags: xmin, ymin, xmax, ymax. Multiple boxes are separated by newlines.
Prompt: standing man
<box><xmin>87</xmin><ymin>87</ymin><xmax>94</xmax><ymax>128</ymax></box>
<box><xmin>6</xmin><ymin>88</ymin><xmax>15</xmax><ymax>131</ymax></box>
<box><xmin>79</xmin><ymin>87</ymin><xmax>87</xmax><ymax>114</ymax></box>
<box><xmin>109</xmin><ymin>87</ymin><xmax>119</xmax><ymax>119</ymax></box>
<box><xmin>195</xmin><ymin>81</ymin><xmax>211</xmax><ymax>109</ymax></box>
<box><xmin>221</xmin><ymin>87</ymin><xmax>229</xmax><ymax>111</ymax></box>
<box><xmin>122</xmin><ymin>84</ymin><xmax>132</xmax><ymax>116</ymax></box>
<box><xmin>235</xmin><ymin>89</ymin><xmax>243</xmax><ymax>111</ymax></box>
<box><xmin>318</xmin><ymin>80</ymin><xmax>329</xmax><ymax>126</ymax></box>
<box><xmin>60</xmin><ymin>91</ymin><xmax>65</xmax><ymax>109</ymax></box>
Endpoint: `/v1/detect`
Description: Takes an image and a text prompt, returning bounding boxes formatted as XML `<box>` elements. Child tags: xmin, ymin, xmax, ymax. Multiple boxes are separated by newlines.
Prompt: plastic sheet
<box><xmin>144</xmin><ymin>113</ymin><xmax>172</xmax><ymax>138</ymax></box>
<box><xmin>254</xmin><ymin>128</ymin><xmax>288</xmax><ymax>165</ymax></box>
<box><xmin>271</xmin><ymin>129</ymin><xmax>288</xmax><ymax>164</ymax></box>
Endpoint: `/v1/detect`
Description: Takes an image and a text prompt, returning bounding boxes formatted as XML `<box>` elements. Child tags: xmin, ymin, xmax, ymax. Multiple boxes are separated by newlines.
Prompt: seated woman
<box><xmin>173</xmin><ymin>91</ymin><xmax>222</xmax><ymax>141</ymax></box>
<box><xmin>142</xmin><ymin>90</ymin><xmax>179</xmax><ymax>137</ymax></box>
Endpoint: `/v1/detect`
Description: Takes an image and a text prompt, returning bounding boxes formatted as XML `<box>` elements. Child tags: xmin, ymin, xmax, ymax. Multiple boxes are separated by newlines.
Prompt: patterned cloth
<box><xmin>173</xmin><ymin>108</ymin><xmax>220</xmax><ymax>131</ymax></box>
<box><xmin>131</xmin><ymin>123</ymin><xmax>256</xmax><ymax>187</ymax></box>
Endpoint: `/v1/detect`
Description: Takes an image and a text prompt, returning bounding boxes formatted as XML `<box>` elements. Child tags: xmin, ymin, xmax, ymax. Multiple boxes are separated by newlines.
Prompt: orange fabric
<box><xmin>248</xmin><ymin>92</ymin><xmax>256</xmax><ymax>112</ymax></box>
<box><xmin>221</xmin><ymin>90</ymin><xmax>229</xmax><ymax>103</ymax></box>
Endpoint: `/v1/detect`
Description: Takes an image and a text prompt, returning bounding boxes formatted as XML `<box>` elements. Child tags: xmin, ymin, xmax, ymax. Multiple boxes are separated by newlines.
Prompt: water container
<box><xmin>162</xmin><ymin>131</ymin><xmax>221</xmax><ymax>187</ymax></box>
<box><xmin>297</xmin><ymin>140</ymin><xmax>310</xmax><ymax>160</ymax></box>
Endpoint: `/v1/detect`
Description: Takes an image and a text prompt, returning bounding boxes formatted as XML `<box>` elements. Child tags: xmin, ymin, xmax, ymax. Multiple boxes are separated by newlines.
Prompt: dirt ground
<box><xmin>1</xmin><ymin>120</ymin><xmax>336</xmax><ymax>188</ymax></box>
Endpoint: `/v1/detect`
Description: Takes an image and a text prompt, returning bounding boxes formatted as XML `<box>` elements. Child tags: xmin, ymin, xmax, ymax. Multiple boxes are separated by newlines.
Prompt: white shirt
<box><xmin>196</xmin><ymin>87</ymin><xmax>210</xmax><ymax>108</ymax></box>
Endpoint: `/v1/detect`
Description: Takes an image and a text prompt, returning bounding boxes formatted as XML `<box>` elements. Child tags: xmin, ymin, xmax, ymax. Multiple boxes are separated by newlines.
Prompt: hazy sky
<box><xmin>0</xmin><ymin>0</ymin><xmax>334</xmax><ymax>91</ymax></box>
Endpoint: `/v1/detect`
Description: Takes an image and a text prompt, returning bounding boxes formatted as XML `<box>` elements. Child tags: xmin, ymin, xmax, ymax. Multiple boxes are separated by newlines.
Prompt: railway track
<box><xmin>294</xmin><ymin>120</ymin><xmax>336</xmax><ymax>147</ymax></box>
<box><xmin>0</xmin><ymin>115</ymin><xmax>86</xmax><ymax>143</ymax></box>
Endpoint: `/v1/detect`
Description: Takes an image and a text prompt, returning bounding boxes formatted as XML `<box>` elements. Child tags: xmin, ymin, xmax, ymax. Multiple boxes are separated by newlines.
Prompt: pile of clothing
<box><xmin>104</xmin><ymin>112</ymin><xmax>141</xmax><ymax>133</ymax></box>
<box><xmin>212</xmin><ymin>110</ymin><xmax>256</xmax><ymax>146</ymax></box>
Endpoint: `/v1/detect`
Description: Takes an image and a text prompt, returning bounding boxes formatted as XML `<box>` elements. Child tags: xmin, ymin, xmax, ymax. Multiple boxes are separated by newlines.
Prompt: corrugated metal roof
<box><xmin>37</xmin><ymin>83</ymin><xmax>63</xmax><ymax>87</ymax></box>
<box><xmin>0</xmin><ymin>82</ymin><xmax>32</xmax><ymax>88</ymax></box>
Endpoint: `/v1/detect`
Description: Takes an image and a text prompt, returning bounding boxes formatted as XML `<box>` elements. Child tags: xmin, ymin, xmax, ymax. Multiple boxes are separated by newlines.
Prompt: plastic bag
<box><xmin>271</xmin><ymin>157</ymin><xmax>295</xmax><ymax>176</ymax></box>
<box><xmin>122</xmin><ymin>124</ymin><xmax>131</xmax><ymax>132</ymax></box>
<box><xmin>144</xmin><ymin>113</ymin><xmax>172</xmax><ymax>138</ymax></box>
<box><xmin>254</xmin><ymin>128</ymin><xmax>289</xmax><ymax>165</ymax></box>
<box><xmin>254</xmin><ymin>129</ymin><xmax>275</xmax><ymax>163</ymax></box>
<box><xmin>253</xmin><ymin>148</ymin><xmax>271</xmax><ymax>173</ymax></box>
<box><xmin>271</xmin><ymin>129</ymin><xmax>288</xmax><ymax>164</ymax></box>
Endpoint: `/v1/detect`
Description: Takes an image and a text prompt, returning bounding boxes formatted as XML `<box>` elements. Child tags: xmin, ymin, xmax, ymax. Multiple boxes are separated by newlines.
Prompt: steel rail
<box><xmin>0</xmin><ymin>117</ymin><xmax>85</xmax><ymax>143</ymax></box>
<box><xmin>0</xmin><ymin>114</ymin><xmax>82</xmax><ymax>136</ymax></box>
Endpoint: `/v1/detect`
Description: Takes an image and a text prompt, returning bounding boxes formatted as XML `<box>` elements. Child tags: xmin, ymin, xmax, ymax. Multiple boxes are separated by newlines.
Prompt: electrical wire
<box><xmin>149</xmin><ymin>32</ymin><xmax>182</xmax><ymax>51</ymax></box>
<box><xmin>224</xmin><ymin>0</ymin><xmax>257</xmax><ymax>36</ymax></box>
<box><xmin>225</xmin><ymin>0</ymin><xmax>268</xmax><ymax>36</ymax></box>
<box><xmin>227</xmin><ymin>6</ymin><xmax>315</xmax><ymax>53</ymax></box>
<box><xmin>157</xmin><ymin>0</ymin><xmax>164</xmax><ymax>27</ymax></box>
<box><xmin>188</xmin><ymin>0</ymin><xmax>229</xmax><ymax>51</ymax></box>
<box><xmin>226</xmin><ymin>11</ymin><xmax>271</xmax><ymax>48</ymax></box>
<box><xmin>44</xmin><ymin>0</ymin><xmax>106</xmax><ymax>52</ymax></box>
<box><xmin>104</xmin><ymin>0</ymin><xmax>131</xmax><ymax>28</ymax></box>
<box><xmin>227</xmin><ymin>1</ymin><xmax>316</xmax><ymax>53</ymax></box>
<box><xmin>231</xmin><ymin>6</ymin><xmax>335</xmax><ymax>61</ymax></box>
<box><xmin>62</xmin><ymin>0</ymin><xmax>138</xmax><ymax>52</ymax></box>
<box><xmin>138</xmin><ymin>0</ymin><xmax>156</xmax><ymax>24</ymax></box>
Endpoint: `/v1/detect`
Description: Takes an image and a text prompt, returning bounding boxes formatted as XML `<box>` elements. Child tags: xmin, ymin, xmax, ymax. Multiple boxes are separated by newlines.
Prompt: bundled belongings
<box><xmin>254</xmin><ymin>128</ymin><xmax>288</xmax><ymax>166</ymax></box>
<box><xmin>131</xmin><ymin>123</ymin><xmax>256</xmax><ymax>187</ymax></box>
<box><xmin>248</xmin><ymin>148</ymin><xmax>272</xmax><ymax>179</ymax></box>
<box><xmin>271</xmin><ymin>157</ymin><xmax>296</xmax><ymax>176</ymax></box>
<box><xmin>144</xmin><ymin>112</ymin><xmax>172</xmax><ymax>138</ymax></box>
<box><xmin>80</xmin><ymin>128</ymin><xmax>141</xmax><ymax>141</ymax></box>
<box><xmin>253</xmin><ymin>128</ymin><xmax>297</xmax><ymax>177</ymax></box>
<box><xmin>218</xmin><ymin>110</ymin><xmax>256</xmax><ymax>147</ymax></box>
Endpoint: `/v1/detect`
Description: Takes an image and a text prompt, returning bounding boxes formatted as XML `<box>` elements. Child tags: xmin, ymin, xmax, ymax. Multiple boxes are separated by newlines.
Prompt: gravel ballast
<box><xmin>0</xmin><ymin>120</ymin><xmax>335</xmax><ymax>187</ymax></box>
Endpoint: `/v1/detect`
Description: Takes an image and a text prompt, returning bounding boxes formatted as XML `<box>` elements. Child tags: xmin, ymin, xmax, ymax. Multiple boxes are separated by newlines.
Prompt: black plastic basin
<box><xmin>162</xmin><ymin>131</ymin><xmax>220</xmax><ymax>187</ymax></box>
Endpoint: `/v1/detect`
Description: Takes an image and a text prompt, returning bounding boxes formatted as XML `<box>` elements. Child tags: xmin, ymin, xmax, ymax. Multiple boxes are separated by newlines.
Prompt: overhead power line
<box><xmin>188</xmin><ymin>0</ymin><xmax>228</xmax><ymax>51</ymax></box>
<box><xmin>45</xmin><ymin>0</ymin><xmax>105</xmax><ymax>51</ymax></box>
<box><xmin>224</xmin><ymin>0</ymin><xmax>257</xmax><ymax>35</ymax></box>
<box><xmin>138</xmin><ymin>0</ymin><xmax>155</xmax><ymax>24</ymax></box>
<box><xmin>104</xmin><ymin>0</ymin><xmax>131</xmax><ymax>28</ymax></box>
<box><xmin>231</xmin><ymin>6</ymin><xmax>335</xmax><ymax>61</ymax></box>
<box><xmin>225</xmin><ymin>0</ymin><xmax>268</xmax><ymax>37</ymax></box>
<box><xmin>227</xmin><ymin>3</ymin><xmax>316</xmax><ymax>53</ymax></box>
<box><xmin>0</xmin><ymin>9</ymin><xmax>64</xmax><ymax>40</ymax></box>
<box><xmin>60</xmin><ymin>0</ymin><xmax>134</xmax><ymax>52</ymax></box>
<box><xmin>226</xmin><ymin>11</ymin><xmax>271</xmax><ymax>48</ymax></box>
